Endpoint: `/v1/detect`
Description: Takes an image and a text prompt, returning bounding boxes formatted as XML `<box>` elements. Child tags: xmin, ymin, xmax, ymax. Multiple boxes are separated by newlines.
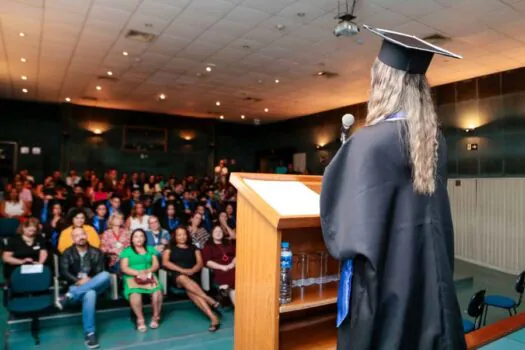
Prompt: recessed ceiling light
<box><xmin>21</xmin><ymin>75</ymin><xmax>27</xmax><ymax>80</ymax></box>
<box><xmin>216</xmin><ymin>101</ymin><xmax>221</xmax><ymax>106</ymax></box>
<box><xmin>20</xmin><ymin>57</ymin><xmax>27</xmax><ymax>63</ymax></box>
<box><xmin>241</xmin><ymin>115</ymin><xmax>245</xmax><ymax>119</ymax></box>
<box><xmin>159</xmin><ymin>93</ymin><xmax>166</xmax><ymax>100</ymax></box>
<box><xmin>96</xmin><ymin>85</ymin><xmax>102</xmax><ymax>91</ymax></box>
<box><xmin>122</xmin><ymin>51</ymin><xmax>128</xmax><ymax>56</ymax></box>
<box><xmin>317</xmin><ymin>71</ymin><xmax>326</xmax><ymax>76</ymax></box>
<box><xmin>276</xmin><ymin>24</ymin><xmax>285</xmax><ymax>30</ymax></box>
<box><xmin>107</xmin><ymin>71</ymin><xmax>113</xmax><ymax>76</ymax></box>
<box><xmin>19</xmin><ymin>32</ymin><xmax>25</xmax><ymax>37</ymax></box>
<box><xmin>22</xmin><ymin>88</ymin><xmax>28</xmax><ymax>93</ymax></box>
<box><xmin>220</xmin><ymin>115</ymin><xmax>224</xmax><ymax>119</ymax></box>
<box><xmin>257</xmin><ymin>79</ymin><xmax>263</xmax><ymax>84</ymax></box>
<box><xmin>275</xmin><ymin>79</ymin><xmax>280</xmax><ymax>84</ymax></box>
<box><xmin>206</xmin><ymin>66</ymin><xmax>212</xmax><ymax>72</ymax></box>
<box><xmin>65</xmin><ymin>97</ymin><xmax>71</xmax><ymax>102</ymax></box>
<box><xmin>264</xmin><ymin>108</ymin><xmax>269</xmax><ymax>112</ymax></box>
<box><xmin>94</xmin><ymin>129</ymin><xmax>102</xmax><ymax>135</ymax></box>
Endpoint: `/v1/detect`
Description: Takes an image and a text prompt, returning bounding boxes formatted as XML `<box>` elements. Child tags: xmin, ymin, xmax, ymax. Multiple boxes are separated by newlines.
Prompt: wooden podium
<box><xmin>230</xmin><ymin>173</ymin><xmax>338</xmax><ymax>350</ymax></box>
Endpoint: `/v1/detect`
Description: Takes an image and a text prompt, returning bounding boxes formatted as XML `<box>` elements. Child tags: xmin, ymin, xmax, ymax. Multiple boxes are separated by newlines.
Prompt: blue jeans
<box><xmin>68</xmin><ymin>271</ymin><xmax>111</xmax><ymax>335</ymax></box>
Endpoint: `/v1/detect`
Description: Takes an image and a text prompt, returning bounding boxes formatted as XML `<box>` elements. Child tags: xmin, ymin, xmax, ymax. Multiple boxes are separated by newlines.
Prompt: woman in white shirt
<box><xmin>126</xmin><ymin>202</ymin><xmax>150</xmax><ymax>232</ymax></box>
<box><xmin>0</xmin><ymin>188</ymin><xmax>28</xmax><ymax>218</ymax></box>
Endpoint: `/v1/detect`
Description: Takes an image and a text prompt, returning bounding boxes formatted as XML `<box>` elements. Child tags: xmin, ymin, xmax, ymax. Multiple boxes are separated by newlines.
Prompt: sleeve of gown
<box><xmin>320</xmin><ymin>134</ymin><xmax>397</xmax><ymax>269</ymax></box>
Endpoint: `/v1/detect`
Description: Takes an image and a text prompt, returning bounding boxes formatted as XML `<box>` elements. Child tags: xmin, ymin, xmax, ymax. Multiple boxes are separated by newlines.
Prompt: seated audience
<box><xmin>92</xmin><ymin>182</ymin><xmax>108</xmax><ymax>203</ymax></box>
<box><xmin>160</xmin><ymin>203</ymin><xmax>180</xmax><ymax>232</ymax></box>
<box><xmin>195</xmin><ymin>203</ymin><xmax>214</xmax><ymax>233</ymax></box>
<box><xmin>15</xmin><ymin>180</ymin><xmax>33</xmax><ymax>206</ymax></box>
<box><xmin>145</xmin><ymin>216</ymin><xmax>170</xmax><ymax>254</ymax></box>
<box><xmin>68</xmin><ymin>195</ymin><xmax>94</xmax><ymax>220</ymax></box>
<box><xmin>91</xmin><ymin>202</ymin><xmax>108</xmax><ymax>234</ymax></box>
<box><xmin>126</xmin><ymin>202</ymin><xmax>150</xmax><ymax>232</ymax></box>
<box><xmin>58</xmin><ymin>209</ymin><xmax>100</xmax><ymax>254</ymax></box>
<box><xmin>188</xmin><ymin>212</ymin><xmax>210</xmax><ymax>249</ymax></box>
<box><xmin>100</xmin><ymin>213</ymin><xmax>130</xmax><ymax>273</ymax></box>
<box><xmin>162</xmin><ymin>226</ymin><xmax>220</xmax><ymax>332</ymax></box>
<box><xmin>66</xmin><ymin>169</ymin><xmax>81</xmax><ymax>188</ymax></box>
<box><xmin>144</xmin><ymin>175</ymin><xmax>161</xmax><ymax>195</ymax></box>
<box><xmin>203</xmin><ymin>226</ymin><xmax>236</xmax><ymax>306</ymax></box>
<box><xmin>107</xmin><ymin>195</ymin><xmax>122</xmax><ymax>216</ymax></box>
<box><xmin>2</xmin><ymin>218</ymin><xmax>48</xmax><ymax>280</ymax></box>
<box><xmin>120</xmin><ymin>229</ymin><xmax>163</xmax><ymax>332</ymax></box>
<box><xmin>0</xmin><ymin>188</ymin><xmax>29</xmax><ymax>218</ymax></box>
<box><xmin>218</xmin><ymin>211</ymin><xmax>236</xmax><ymax>240</ymax></box>
<box><xmin>123</xmin><ymin>189</ymin><xmax>142</xmax><ymax>217</ymax></box>
<box><xmin>42</xmin><ymin>201</ymin><xmax>67</xmax><ymax>248</ymax></box>
<box><xmin>225</xmin><ymin>203</ymin><xmax>236</xmax><ymax>229</ymax></box>
<box><xmin>57</xmin><ymin>227</ymin><xmax>111</xmax><ymax>349</ymax></box>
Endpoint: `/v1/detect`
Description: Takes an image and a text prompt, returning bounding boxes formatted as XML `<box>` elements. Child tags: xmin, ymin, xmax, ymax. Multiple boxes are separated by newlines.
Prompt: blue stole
<box><xmin>183</xmin><ymin>199</ymin><xmax>190</xmax><ymax>211</ymax></box>
<box><xmin>160</xmin><ymin>197</ymin><xmax>166</xmax><ymax>208</ymax></box>
<box><xmin>168</xmin><ymin>218</ymin><xmax>179</xmax><ymax>231</ymax></box>
<box><xmin>146</xmin><ymin>207</ymin><xmax>153</xmax><ymax>215</ymax></box>
<box><xmin>92</xmin><ymin>216</ymin><xmax>106</xmax><ymax>233</ymax></box>
<box><xmin>40</xmin><ymin>202</ymin><xmax>48</xmax><ymax>223</ymax></box>
<box><xmin>337</xmin><ymin>111</ymin><xmax>406</xmax><ymax>328</ymax></box>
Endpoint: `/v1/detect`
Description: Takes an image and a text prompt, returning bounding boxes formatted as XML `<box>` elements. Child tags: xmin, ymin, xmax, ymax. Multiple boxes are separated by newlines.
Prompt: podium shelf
<box><xmin>280</xmin><ymin>313</ymin><xmax>337</xmax><ymax>350</ymax></box>
<box><xmin>279</xmin><ymin>282</ymin><xmax>338</xmax><ymax>313</ymax></box>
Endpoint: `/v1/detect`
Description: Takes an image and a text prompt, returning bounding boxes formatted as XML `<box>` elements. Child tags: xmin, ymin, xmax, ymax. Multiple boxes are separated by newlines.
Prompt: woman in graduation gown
<box><xmin>320</xmin><ymin>25</ymin><xmax>466</xmax><ymax>350</ymax></box>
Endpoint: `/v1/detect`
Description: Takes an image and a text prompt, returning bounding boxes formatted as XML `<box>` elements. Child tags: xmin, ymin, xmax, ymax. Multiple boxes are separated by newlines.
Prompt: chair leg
<box><xmin>514</xmin><ymin>307</ymin><xmax>518</xmax><ymax>315</ymax></box>
<box><xmin>31</xmin><ymin>317</ymin><xmax>40</xmax><ymax>345</ymax></box>
<box><xmin>508</xmin><ymin>308</ymin><xmax>513</xmax><ymax>317</ymax></box>
<box><xmin>4</xmin><ymin>329</ymin><xmax>9</xmax><ymax>350</ymax></box>
<box><xmin>483</xmin><ymin>305</ymin><xmax>489</xmax><ymax>326</ymax></box>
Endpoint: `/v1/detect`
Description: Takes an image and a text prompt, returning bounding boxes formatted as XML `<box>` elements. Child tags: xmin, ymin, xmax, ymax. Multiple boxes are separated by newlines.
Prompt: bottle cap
<box><xmin>281</xmin><ymin>242</ymin><xmax>289</xmax><ymax>248</ymax></box>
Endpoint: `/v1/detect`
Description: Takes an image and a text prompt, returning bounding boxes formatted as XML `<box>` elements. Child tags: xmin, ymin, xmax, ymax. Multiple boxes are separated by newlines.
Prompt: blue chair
<box><xmin>463</xmin><ymin>289</ymin><xmax>485</xmax><ymax>333</ymax></box>
<box><xmin>0</xmin><ymin>218</ymin><xmax>20</xmax><ymax>248</ymax></box>
<box><xmin>483</xmin><ymin>271</ymin><xmax>525</xmax><ymax>326</ymax></box>
<box><xmin>5</xmin><ymin>265</ymin><xmax>53</xmax><ymax>347</ymax></box>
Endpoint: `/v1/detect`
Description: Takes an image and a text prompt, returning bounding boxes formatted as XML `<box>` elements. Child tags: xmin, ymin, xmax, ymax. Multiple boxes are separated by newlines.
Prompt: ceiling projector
<box><xmin>333</xmin><ymin>20</ymin><xmax>360</xmax><ymax>37</ymax></box>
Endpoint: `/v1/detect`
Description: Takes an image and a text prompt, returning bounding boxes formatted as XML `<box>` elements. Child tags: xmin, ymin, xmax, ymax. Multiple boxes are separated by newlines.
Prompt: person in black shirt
<box><xmin>162</xmin><ymin>226</ymin><xmax>220</xmax><ymax>332</ymax></box>
<box><xmin>2</xmin><ymin>217</ymin><xmax>48</xmax><ymax>280</ymax></box>
<box><xmin>57</xmin><ymin>227</ymin><xmax>110</xmax><ymax>349</ymax></box>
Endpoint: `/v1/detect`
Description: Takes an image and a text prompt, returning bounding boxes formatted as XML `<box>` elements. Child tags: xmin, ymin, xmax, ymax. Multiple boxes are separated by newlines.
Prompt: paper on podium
<box><xmin>244</xmin><ymin>179</ymin><xmax>320</xmax><ymax>216</ymax></box>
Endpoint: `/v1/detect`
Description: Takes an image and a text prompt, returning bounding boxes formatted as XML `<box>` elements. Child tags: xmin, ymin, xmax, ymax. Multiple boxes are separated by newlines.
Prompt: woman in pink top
<box><xmin>100</xmin><ymin>213</ymin><xmax>130</xmax><ymax>273</ymax></box>
<box><xmin>92</xmin><ymin>182</ymin><xmax>109</xmax><ymax>202</ymax></box>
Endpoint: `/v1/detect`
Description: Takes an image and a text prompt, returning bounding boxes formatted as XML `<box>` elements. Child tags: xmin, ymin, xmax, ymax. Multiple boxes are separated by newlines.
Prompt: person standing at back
<box><xmin>320</xmin><ymin>26</ymin><xmax>466</xmax><ymax>350</ymax></box>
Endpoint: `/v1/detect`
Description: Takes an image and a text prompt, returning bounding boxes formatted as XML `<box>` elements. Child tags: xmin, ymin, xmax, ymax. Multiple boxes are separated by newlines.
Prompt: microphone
<box><xmin>340</xmin><ymin>114</ymin><xmax>355</xmax><ymax>143</ymax></box>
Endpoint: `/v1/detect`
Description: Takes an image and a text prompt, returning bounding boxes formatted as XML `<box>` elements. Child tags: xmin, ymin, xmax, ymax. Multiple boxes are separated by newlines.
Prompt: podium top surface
<box><xmin>230</xmin><ymin>173</ymin><xmax>322</xmax><ymax>230</ymax></box>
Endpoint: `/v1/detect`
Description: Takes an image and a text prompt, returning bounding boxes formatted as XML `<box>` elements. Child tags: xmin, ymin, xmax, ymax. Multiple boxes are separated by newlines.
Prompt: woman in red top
<box><xmin>202</xmin><ymin>225</ymin><xmax>236</xmax><ymax>306</ymax></box>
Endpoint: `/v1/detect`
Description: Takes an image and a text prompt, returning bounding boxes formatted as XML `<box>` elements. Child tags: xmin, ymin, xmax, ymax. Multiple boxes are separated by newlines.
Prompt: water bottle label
<box><xmin>281</xmin><ymin>251</ymin><xmax>292</xmax><ymax>269</ymax></box>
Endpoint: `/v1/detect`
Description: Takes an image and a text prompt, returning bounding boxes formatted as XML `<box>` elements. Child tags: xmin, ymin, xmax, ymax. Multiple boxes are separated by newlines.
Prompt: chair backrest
<box><xmin>515</xmin><ymin>271</ymin><xmax>525</xmax><ymax>294</ymax></box>
<box><xmin>0</xmin><ymin>218</ymin><xmax>20</xmax><ymax>238</ymax></box>
<box><xmin>467</xmin><ymin>289</ymin><xmax>486</xmax><ymax>318</ymax></box>
<box><xmin>10</xmin><ymin>265</ymin><xmax>52</xmax><ymax>294</ymax></box>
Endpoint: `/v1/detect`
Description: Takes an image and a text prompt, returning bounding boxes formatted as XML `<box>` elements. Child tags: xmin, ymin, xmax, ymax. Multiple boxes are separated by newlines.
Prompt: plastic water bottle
<box><xmin>280</xmin><ymin>242</ymin><xmax>292</xmax><ymax>304</ymax></box>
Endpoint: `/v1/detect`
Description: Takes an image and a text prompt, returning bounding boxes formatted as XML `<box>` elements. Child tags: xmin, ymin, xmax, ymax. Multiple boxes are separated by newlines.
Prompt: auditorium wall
<box><xmin>0</xmin><ymin>98</ymin><xmax>256</xmax><ymax>181</ymax></box>
<box><xmin>256</xmin><ymin>66</ymin><xmax>525</xmax><ymax>177</ymax></box>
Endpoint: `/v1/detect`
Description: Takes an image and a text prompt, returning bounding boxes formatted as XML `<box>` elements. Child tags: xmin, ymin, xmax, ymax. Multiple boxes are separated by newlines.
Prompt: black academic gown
<box><xmin>320</xmin><ymin>120</ymin><xmax>466</xmax><ymax>350</ymax></box>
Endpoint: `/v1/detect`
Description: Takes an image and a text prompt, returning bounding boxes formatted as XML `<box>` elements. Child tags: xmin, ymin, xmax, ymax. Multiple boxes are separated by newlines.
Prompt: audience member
<box><xmin>120</xmin><ymin>229</ymin><xmax>163</xmax><ymax>332</ymax></box>
<box><xmin>145</xmin><ymin>216</ymin><xmax>170</xmax><ymax>255</ymax></box>
<box><xmin>2</xmin><ymin>218</ymin><xmax>48</xmax><ymax>279</ymax></box>
<box><xmin>162</xmin><ymin>226</ymin><xmax>220</xmax><ymax>332</ymax></box>
<box><xmin>66</xmin><ymin>170</ymin><xmax>81</xmax><ymax>188</ymax></box>
<box><xmin>107</xmin><ymin>195</ymin><xmax>122</xmax><ymax>216</ymax></box>
<box><xmin>100</xmin><ymin>213</ymin><xmax>129</xmax><ymax>273</ymax></box>
<box><xmin>91</xmin><ymin>202</ymin><xmax>108</xmax><ymax>234</ymax></box>
<box><xmin>68</xmin><ymin>195</ymin><xmax>94</xmax><ymax>220</ymax></box>
<box><xmin>92</xmin><ymin>182</ymin><xmax>108</xmax><ymax>203</ymax></box>
<box><xmin>160</xmin><ymin>203</ymin><xmax>180</xmax><ymax>232</ymax></box>
<box><xmin>0</xmin><ymin>188</ymin><xmax>29</xmax><ymax>218</ymax></box>
<box><xmin>202</xmin><ymin>226</ymin><xmax>236</xmax><ymax>306</ymax></box>
<box><xmin>188</xmin><ymin>212</ymin><xmax>209</xmax><ymax>249</ymax></box>
<box><xmin>58</xmin><ymin>209</ymin><xmax>100</xmax><ymax>254</ymax></box>
<box><xmin>218</xmin><ymin>211</ymin><xmax>236</xmax><ymax>240</ymax></box>
<box><xmin>126</xmin><ymin>202</ymin><xmax>150</xmax><ymax>232</ymax></box>
<box><xmin>42</xmin><ymin>201</ymin><xmax>67</xmax><ymax>248</ymax></box>
<box><xmin>57</xmin><ymin>227</ymin><xmax>110</xmax><ymax>349</ymax></box>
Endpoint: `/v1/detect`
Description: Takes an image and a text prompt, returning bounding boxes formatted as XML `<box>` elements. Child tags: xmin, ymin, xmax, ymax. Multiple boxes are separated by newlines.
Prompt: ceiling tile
<box><xmin>242</xmin><ymin>0</ymin><xmax>297</xmax><ymax>14</ymax></box>
<box><xmin>136</xmin><ymin>0</ymin><xmax>185</xmax><ymax>21</ymax></box>
<box><xmin>276</xmin><ymin>2</ymin><xmax>326</xmax><ymax>25</ymax></box>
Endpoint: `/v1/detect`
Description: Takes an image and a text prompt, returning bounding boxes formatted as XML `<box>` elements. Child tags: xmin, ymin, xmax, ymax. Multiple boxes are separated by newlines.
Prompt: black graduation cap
<box><xmin>363</xmin><ymin>25</ymin><xmax>462</xmax><ymax>74</ymax></box>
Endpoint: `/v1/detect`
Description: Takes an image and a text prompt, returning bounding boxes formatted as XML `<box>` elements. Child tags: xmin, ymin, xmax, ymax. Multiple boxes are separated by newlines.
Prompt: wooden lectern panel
<box><xmin>234</xmin><ymin>194</ymin><xmax>281</xmax><ymax>350</ymax></box>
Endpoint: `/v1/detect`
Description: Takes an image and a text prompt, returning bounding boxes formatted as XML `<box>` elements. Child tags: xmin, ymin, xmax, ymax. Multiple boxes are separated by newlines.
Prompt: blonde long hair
<box><xmin>366</xmin><ymin>58</ymin><xmax>438</xmax><ymax>195</ymax></box>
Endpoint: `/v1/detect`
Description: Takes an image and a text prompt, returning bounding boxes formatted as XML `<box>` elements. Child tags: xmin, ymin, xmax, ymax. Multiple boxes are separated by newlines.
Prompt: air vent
<box><xmin>125</xmin><ymin>29</ymin><xmax>157</xmax><ymax>43</ymax></box>
<box><xmin>81</xmin><ymin>96</ymin><xmax>98</xmax><ymax>101</ymax></box>
<box><xmin>96</xmin><ymin>76</ymin><xmax>118</xmax><ymax>82</ymax></box>
<box><xmin>241</xmin><ymin>96</ymin><xmax>262</xmax><ymax>103</ymax></box>
<box><xmin>422</xmin><ymin>33</ymin><xmax>450</xmax><ymax>45</ymax></box>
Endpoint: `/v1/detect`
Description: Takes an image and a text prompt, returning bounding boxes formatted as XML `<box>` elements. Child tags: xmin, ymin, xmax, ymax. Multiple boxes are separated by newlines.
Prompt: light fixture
<box><xmin>220</xmin><ymin>115</ymin><xmax>224</xmax><ymax>119</ymax></box>
<box><xmin>275</xmin><ymin>79</ymin><xmax>280</xmax><ymax>84</ymax></box>
<box><xmin>96</xmin><ymin>85</ymin><xmax>102</xmax><ymax>91</ymax></box>
<box><xmin>21</xmin><ymin>75</ymin><xmax>27</xmax><ymax>80</ymax></box>
<box><xmin>257</xmin><ymin>79</ymin><xmax>263</xmax><ymax>84</ymax></box>
<box><xmin>22</xmin><ymin>88</ymin><xmax>28</xmax><ymax>93</ymax></box>
<box><xmin>241</xmin><ymin>115</ymin><xmax>245</xmax><ymax>119</ymax></box>
<box><xmin>107</xmin><ymin>71</ymin><xmax>113</xmax><ymax>76</ymax></box>
<box><xmin>19</xmin><ymin>32</ymin><xmax>25</xmax><ymax>37</ymax></box>
<box><xmin>216</xmin><ymin>101</ymin><xmax>221</xmax><ymax>106</ymax></box>
<box><xmin>159</xmin><ymin>93</ymin><xmax>166</xmax><ymax>100</ymax></box>
<box><xmin>317</xmin><ymin>71</ymin><xmax>326</xmax><ymax>76</ymax></box>
<box><xmin>206</xmin><ymin>66</ymin><xmax>212</xmax><ymax>72</ymax></box>
<box><xmin>264</xmin><ymin>108</ymin><xmax>269</xmax><ymax>112</ymax></box>
<box><xmin>20</xmin><ymin>57</ymin><xmax>27</xmax><ymax>63</ymax></box>
<box><xmin>122</xmin><ymin>51</ymin><xmax>128</xmax><ymax>56</ymax></box>
<box><xmin>65</xmin><ymin>97</ymin><xmax>71</xmax><ymax>102</ymax></box>
<box><xmin>94</xmin><ymin>128</ymin><xmax>102</xmax><ymax>135</ymax></box>
<box><xmin>276</xmin><ymin>24</ymin><xmax>285</xmax><ymax>30</ymax></box>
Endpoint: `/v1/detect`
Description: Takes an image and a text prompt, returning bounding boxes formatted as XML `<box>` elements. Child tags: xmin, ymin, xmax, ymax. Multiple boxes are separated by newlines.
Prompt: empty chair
<box><xmin>463</xmin><ymin>289</ymin><xmax>485</xmax><ymax>333</ymax></box>
<box><xmin>0</xmin><ymin>218</ymin><xmax>20</xmax><ymax>248</ymax></box>
<box><xmin>483</xmin><ymin>271</ymin><xmax>525</xmax><ymax>325</ymax></box>
<box><xmin>5</xmin><ymin>265</ymin><xmax>53</xmax><ymax>347</ymax></box>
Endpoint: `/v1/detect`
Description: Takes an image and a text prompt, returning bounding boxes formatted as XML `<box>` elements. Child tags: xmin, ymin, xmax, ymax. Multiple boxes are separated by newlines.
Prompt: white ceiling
<box><xmin>1</xmin><ymin>0</ymin><xmax>525</xmax><ymax>123</ymax></box>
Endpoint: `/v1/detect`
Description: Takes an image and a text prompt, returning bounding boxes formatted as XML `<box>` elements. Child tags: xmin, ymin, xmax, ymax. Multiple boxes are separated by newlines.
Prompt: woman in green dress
<box><xmin>120</xmin><ymin>229</ymin><xmax>163</xmax><ymax>332</ymax></box>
